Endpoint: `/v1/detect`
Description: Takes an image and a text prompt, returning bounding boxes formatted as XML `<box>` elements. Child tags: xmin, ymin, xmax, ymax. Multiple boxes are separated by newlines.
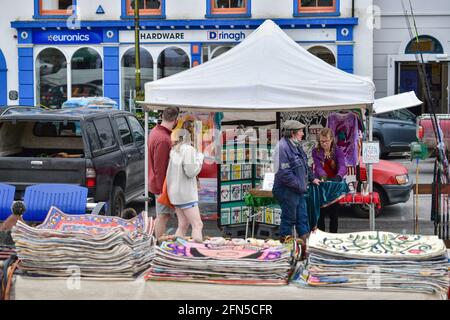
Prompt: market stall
<box><xmin>141</xmin><ymin>19</ymin><xmax>422</xmax><ymax>231</ymax></box>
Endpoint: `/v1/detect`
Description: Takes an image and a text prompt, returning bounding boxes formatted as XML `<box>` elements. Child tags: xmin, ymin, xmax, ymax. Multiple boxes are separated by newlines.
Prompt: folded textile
<box><xmin>292</xmin><ymin>230</ymin><xmax>449</xmax><ymax>299</ymax></box>
<box><xmin>145</xmin><ymin>237</ymin><xmax>296</xmax><ymax>285</ymax></box>
<box><xmin>11</xmin><ymin>207</ymin><xmax>155</xmax><ymax>279</ymax></box>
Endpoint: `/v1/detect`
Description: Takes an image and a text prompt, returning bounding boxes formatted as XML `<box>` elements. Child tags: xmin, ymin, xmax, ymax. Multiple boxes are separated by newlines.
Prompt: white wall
<box><xmin>373</xmin><ymin>0</ymin><xmax>450</xmax><ymax>98</ymax></box>
<box><xmin>0</xmin><ymin>1</ymin><xmax>32</xmax><ymax>105</ymax></box>
<box><xmin>352</xmin><ymin>0</ymin><xmax>374</xmax><ymax>79</ymax></box>
<box><xmin>77</xmin><ymin>0</ymin><xmax>121</xmax><ymax>20</ymax></box>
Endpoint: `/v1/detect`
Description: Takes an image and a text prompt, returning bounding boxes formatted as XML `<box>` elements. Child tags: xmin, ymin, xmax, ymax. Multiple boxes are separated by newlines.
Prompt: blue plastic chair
<box><xmin>0</xmin><ymin>183</ymin><xmax>15</xmax><ymax>221</ymax></box>
<box><xmin>23</xmin><ymin>184</ymin><xmax>88</xmax><ymax>222</ymax></box>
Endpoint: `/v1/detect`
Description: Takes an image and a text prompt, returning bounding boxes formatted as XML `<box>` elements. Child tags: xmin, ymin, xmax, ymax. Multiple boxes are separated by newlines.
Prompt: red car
<box><xmin>354</xmin><ymin>159</ymin><xmax>412</xmax><ymax>218</ymax></box>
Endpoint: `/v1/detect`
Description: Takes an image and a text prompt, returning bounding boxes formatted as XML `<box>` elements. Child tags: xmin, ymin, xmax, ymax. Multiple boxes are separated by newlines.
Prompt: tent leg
<box><xmin>145</xmin><ymin>111</ymin><xmax>149</xmax><ymax>214</ymax></box>
<box><xmin>368</xmin><ymin>106</ymin><xmax>375</xmax><ymax>231</ymax></box>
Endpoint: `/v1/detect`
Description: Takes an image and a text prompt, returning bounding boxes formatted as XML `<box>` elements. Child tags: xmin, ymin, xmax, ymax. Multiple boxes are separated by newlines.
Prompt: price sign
<box><xmin>362</xmin><ymin>141</ymin><xmax>380</xmax><ymax>164</ymax></box>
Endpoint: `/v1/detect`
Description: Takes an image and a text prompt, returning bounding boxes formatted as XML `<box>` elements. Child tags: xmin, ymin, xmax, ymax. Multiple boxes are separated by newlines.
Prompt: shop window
<box><xmin>125</xmin><ymin>0</ymin><xmax>164</xmax><ymax>16</ymax></box>
<box><xmin>121</xmin><ymin>47</ymin><xmax>154</xmax><ymax>110</ymax></box>
<box><xmin>296</xmin><ymin>0</ymin><xmax>337</xmax><ymax>15</ymax></box>
<box><xmin>157</xmin><ymin>47</ymin><xmax>190</xmax><ymax>79</ymax></box>
<box><xmin>38</xmin><ymin>0</ymin><xmax>75</xmax><ymax>16</ymax></box>
<box><xmin>307</xmin><ymin>46</ymin><xmax>336</xmax><ymax>66</ymax></box>
<box><xmin>36</xmin><ymin>48</ymin><xmax>68</xmax><ymax>109</ymax></box>
<box><xmin>405</xmin><ymin>35</ymin><xmax>443</xmax><ymax>54</ymax></box>
<box><xmin>207</xmin><ymin>0</ymin><xmax>250</xmax><ymax>17</ymax></box>
<box><xmin>202</xmin><ymin>45</ymin><xmax>234</xmax><ymax>63</ymax></box>
<box><xmin>71</xmin><ymin>48</ymin><xmax>103</xmax><ymax>99</ymax></box>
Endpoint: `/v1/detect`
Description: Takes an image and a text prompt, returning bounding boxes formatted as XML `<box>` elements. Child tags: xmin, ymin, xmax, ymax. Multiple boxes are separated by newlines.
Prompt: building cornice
<box><xmin>11</xmin><ymin>18</ymin><xmax>358</xmax><ymax>30</ymax></box>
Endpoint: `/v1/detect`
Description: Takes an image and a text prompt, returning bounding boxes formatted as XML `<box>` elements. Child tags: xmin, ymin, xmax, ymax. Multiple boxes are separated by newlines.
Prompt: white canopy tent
<box><xmin>140</xmin><ymin>20</ymin><xmax>420</xmax><ymax>230</ymax></box>
<box><xmin>373</xmin><ymin>91</ymin><xmax>423</xmax><ymax>115</ymax></box>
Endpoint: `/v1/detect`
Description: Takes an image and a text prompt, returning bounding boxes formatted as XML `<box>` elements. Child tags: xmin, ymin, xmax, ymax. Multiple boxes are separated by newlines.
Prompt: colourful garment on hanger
<box><xmin>327</xmin><ymin>112</ymin><xmax>359</xmax><ymax>166</ymax></box>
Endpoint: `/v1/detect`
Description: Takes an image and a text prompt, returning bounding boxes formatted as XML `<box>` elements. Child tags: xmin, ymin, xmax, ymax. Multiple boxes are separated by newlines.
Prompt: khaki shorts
<box><xmin>155</xmin><ymin>194</ymin><xmax>175</xmax><ymax>216</ymax></box>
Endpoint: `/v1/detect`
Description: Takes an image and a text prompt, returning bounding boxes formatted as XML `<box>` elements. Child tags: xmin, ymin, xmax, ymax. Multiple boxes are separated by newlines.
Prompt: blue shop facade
<box><xmin>11</xmin><ymin>18</ymin><xmax>358</xmax><ymax>109</ymax></box>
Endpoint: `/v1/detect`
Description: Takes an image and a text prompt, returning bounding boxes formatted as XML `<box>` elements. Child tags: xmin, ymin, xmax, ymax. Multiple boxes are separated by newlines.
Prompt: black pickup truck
<box><xmin>0</xmin><ymin>107</ymin><xmax>145</xmax><ymax>216</ymax></box>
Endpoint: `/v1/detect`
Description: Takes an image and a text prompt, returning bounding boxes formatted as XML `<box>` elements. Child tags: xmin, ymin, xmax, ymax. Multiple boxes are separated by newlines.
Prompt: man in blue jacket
<box><xmin>272</xmin><ymin>120</ymin><xmax>320</xmax><ymax>252</ymax></box>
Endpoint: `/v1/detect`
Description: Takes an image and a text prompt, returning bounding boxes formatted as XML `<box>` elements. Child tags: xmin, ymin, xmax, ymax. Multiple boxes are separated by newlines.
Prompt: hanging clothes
<box><xmin>327</xmin><ymin>112</ymin><xmax>360</xmax><ymax>167</ymax></box>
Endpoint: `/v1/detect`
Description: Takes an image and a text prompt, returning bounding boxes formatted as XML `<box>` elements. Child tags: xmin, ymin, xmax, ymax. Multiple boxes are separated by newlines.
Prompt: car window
<box><xmin>93</xmin><ymin>118</ymin><xmax>116</xmax><ymax>149</ymax></box>
<box><xmin>393</xmin><ymin>109</ymin><xmax>415</xmax><ymax>121</ymax></box>
<box><xmin>128</xmin><ymin>116</ymin><xmax>145</xmax><ymax>144</ymax></box>
<box><xmin>33</xmin><ymin>121</ymin><xmax>82</xmax><ymax>137</ymax></box>
<box><xmin>115</xmin><ymin>116</ymin><xmax>133</xmax><ymax>146</ymax></box>
<box><xmin>85</xmin><ymin>121</ymin><xmax>102</xmax><ymax>152</ymax></box>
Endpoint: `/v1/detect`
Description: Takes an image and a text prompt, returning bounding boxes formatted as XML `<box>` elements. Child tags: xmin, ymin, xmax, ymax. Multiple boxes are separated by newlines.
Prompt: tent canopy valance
<box><xmin>141</xmin><ymin>20</ymin><xmax>376</xmax><ymax>112</ymax></box>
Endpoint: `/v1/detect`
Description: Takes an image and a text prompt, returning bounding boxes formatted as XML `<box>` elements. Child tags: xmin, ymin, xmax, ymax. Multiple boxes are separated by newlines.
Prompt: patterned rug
<box><xmin>145</xmin><ymin>237</ymin><xmax>295</xmax><ymax>285</ymax></box>
<box><xmin>36</xmin><ymin>206</ymin><xmax>152</xmax><ymax>234</ymax></box>
<box><xmin>292</xmin><ymin>230</ymin><xmax>449</xmax><ymax>299</ymax></box>
<box><xmin>308</xmin><ymin>230</ymin><xmax>448</xmax><ymax>260</ymax></box>
<box><xmin>11</xmin><ymin>207</ymin><xmax>155</xmax><ymax>279</ymax></box>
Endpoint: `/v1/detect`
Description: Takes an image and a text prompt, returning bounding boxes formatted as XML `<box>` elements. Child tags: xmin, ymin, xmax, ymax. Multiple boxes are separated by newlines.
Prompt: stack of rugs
<box><xmin>293</xmin><ymin>230</ymin><xmax>449</xmax><ymax>299</ymax></box>
<box><xmin>0</xmin><ymin>231</ymin><xmax>16</xmax><ymax>264</ymax></box>
<box><xmin>145</xmin><ymin>237</ymin><xmax>296</xmax><ymax>285</ymax></box>
<box><xmin>0</xmin><ymin>244</ymin><xmax>15</xmax><ymax>262</ymax></box>
<box><xmin>11</xmin><ymin>206</ymin><xmax>155</xmax><ymax>279</ymax></box>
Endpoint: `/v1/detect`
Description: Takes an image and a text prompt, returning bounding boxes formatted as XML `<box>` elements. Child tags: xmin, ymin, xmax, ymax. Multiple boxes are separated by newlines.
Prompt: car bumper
<box><xmin>383</xmin><ymin>179</ymin><xmax>413</xmax><ymax>205</ymax></box>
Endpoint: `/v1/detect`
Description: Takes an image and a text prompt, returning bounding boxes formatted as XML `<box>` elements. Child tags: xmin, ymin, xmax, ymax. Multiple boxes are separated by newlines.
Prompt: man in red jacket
<box><xmin>148</xmin><ymin>106</ymin><xmax>179</xmax><ymax>240</ymax></box>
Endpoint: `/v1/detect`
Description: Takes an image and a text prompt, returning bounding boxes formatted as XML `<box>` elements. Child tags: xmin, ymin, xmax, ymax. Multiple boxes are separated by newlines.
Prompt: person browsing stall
<box><xmin>166</xmin><ymin>121</ymin><xmax>205</xmax><ymax>243</ymax></box>
<box><xmin>272</xmin><ymin>120</ymin><xmax>321</xmax><ymax>252</ymax></box>
<box><xmin>312</xmin><ymin>128</ymin><xmax>347</xmax><ymax>233</ymax></box>
<box><xmin>148</xmin><ymin>106</ymin><xmax>179</xmax><ymax>240</ymax></box>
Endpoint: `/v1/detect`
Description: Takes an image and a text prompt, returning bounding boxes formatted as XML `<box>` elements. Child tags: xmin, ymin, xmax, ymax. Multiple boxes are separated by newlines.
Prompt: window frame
<box><xmin>92</xmin><ymin>117</ymin><xmax>119</xmax><ymax>155</ymax></box>
<box><xmin>34</xmin><ymin>0</ymin><xmax>77</xmax><ymax>19</ymax></box>
<box><xmin>127</xmin><ymin>116</ymin><xmax>145</xmax><ymax>146</ymax></box>
<box><xmin>294</xmin><ymin>0</ymin><xmax>340</xmax><ymax>17</ymax></box>
<box><xmin>121</xmin><ymin>0</ymin><xmax>166</xmax><ymax>19</ymax></box>
<box><xmin>405</xmin><ymin>35</ymin><xmax>444</xmax><ymax>54</ymax></box>
<box><xmin>206</xmin><ymin>0</ymin><xmax>251</xmax><ymax>18</ymax></box>
<box><xmin>114</xmin><ymin>116</ymin><xmax>134</xmax><ymax>147</ymax></box>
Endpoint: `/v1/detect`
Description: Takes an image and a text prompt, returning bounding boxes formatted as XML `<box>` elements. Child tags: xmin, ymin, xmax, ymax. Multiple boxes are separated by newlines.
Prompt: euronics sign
<box><xmin>33</xmin><ymin>29</ymin><xmax>103</xmax><ymax>44</ymax></box>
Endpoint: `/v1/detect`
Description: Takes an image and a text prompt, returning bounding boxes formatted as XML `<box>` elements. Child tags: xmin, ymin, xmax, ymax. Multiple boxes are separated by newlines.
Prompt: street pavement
<box><xmin>131</xmin><ymin>153</ymin><xmax>443</xmax><ymax>238</ymax></box>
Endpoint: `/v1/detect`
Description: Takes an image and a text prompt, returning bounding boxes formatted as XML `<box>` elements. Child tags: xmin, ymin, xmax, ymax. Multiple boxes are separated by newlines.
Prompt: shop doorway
<box><xmin>0</xmin><ymin>49</ymin><xmax>6</xmax><ymax>105</ymax></box>
<box><xmin>396</xmin><ymin>61</ymin><xmax>449</xmax><ymax>116</ymax></box>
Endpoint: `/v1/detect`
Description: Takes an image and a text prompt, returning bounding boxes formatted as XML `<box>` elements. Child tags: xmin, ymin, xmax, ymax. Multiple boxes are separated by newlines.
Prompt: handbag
<box><xmin>157</xmin><ymin>179</ymin><xmax>175</xmax><ymax>209</ymax></box>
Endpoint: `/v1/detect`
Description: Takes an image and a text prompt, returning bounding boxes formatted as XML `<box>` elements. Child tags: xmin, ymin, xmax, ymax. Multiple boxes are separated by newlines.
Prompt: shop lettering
<box><xmin>140</xmin><ymin>32</ymin><xmax>185</xmax><ymax>40</ymax></box>
<box><xmin>47</xmin><ymin>34</ymin><xmax>90</xmax><ymax>42</ymax></box>
<box><xmin>208</xmin><ymin>31</ymin><xmax>246</xmax><ymax>41</ymax></box>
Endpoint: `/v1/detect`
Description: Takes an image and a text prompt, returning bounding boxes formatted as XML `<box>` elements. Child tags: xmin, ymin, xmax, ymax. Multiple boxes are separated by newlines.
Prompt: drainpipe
<box><xmin>352</xmin><ymin>0</ymin><xmax>355</xmax><ymax>17</ymax></box>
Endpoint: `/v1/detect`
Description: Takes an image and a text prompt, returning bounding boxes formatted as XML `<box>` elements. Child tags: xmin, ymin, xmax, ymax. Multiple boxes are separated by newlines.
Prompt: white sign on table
<box><xmin>262</xmin><ymin>173</ymin><xmax>275</xmax><ymax>191</ymax></box>
<box><xmin>362</xmin><ymin>141</ymin><xmax>380</xmax><ymax>164</ymax></box>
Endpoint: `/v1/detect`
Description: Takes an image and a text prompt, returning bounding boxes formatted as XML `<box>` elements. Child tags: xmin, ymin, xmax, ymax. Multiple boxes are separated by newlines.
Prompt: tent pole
<box><xmin>145</xmin><ymin>110</ymin><xmax>149</xmax><ymax>214</ymax></box>
<box><xmin>368</xmin><ymin>105</ymin><xmax>375</xmax><ymax>231</ymax></box>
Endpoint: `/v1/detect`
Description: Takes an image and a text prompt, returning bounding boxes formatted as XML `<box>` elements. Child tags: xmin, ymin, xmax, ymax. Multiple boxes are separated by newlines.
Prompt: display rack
<box><xmin>218</xmin><ymin>129</ymin><xmax>281</xmax><ymax>238</ymax></box>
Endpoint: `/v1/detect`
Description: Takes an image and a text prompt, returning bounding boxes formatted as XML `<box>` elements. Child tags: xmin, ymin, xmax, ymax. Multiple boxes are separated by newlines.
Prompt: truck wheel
<box><xmin>352</xmin><ymin>185</ymin><xmax>386</xmax><ymax>219</ymax></box>
<box><xmin>108</xmin><ymin>185</ymin><xmax>125</xmax><ymax>216</ymax></box>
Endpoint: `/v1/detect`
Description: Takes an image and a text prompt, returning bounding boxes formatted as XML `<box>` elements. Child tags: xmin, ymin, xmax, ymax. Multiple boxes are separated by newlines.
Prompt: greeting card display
<box><xmin>242</xmin><ymin>183</ymin><xmax>252</xmax><ymax>199</ymax></box>
<box><xmin>221</xmin><ymin>185</ymin><xmax>231</xmax><ymax>202</ymax></box>
<box><xmin>221</xmin><ymin>165</ymin><xmax>231</xmax><ymax>181</ymax></box>
<box><xmin>231</xmin><ymin>165</ymin><xmax>242</xmax><ymax>180</ymax></box>
<box><xmin>230</xmin><ymin>184</ymin><xmax>242</xmax><ymax>201</ymax></box>
<box><xmin>231</xmin><ymin>207</ymin><xmax>242</xmax><ymax>224</ymax></box>
<box><xmin>221</xmin><ymin>208</ymin><xmax>230</xmax><ymax>225</ymax></box>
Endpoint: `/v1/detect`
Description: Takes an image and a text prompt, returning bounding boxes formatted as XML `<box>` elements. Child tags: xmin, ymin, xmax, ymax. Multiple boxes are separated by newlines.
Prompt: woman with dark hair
<box><xmin>166</xmin><ymin>121</ymin><xmax>204</xmax><ymax>242</ymax></box>
<box><xmin>312</xmin><ymin>128</ymin><xmax>347</xmax><ymax>233</ymax></box>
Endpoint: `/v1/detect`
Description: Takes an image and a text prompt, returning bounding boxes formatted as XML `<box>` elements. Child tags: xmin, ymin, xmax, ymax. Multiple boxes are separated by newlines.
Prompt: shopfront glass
<box><xmin>36</xmin><ymin>48</ymin><xmax>68</xmax><ymax>108</ymax></box>
<box><xmin>71</xmin><ymin>47</ymin><xmax>103</xmax><ymax>99</ymax></box>
<box><xmin>157</xmin><ymin>47</ymin><xmax>190</xmax><ymax>79</ymax></box>
<box><xmin>307</xmin><ymin>46</ymin><xmax>336</xmax><ymax>66</ymax></box>
<box><xmin>121</xmin><ymin>47</ymin><xmax>154</xmax><ymax>111</ymax></box>
<box><xmin>202</xmin><ymin>44</ymin><xmax>234</xmax><ymax>63</ymax></box>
